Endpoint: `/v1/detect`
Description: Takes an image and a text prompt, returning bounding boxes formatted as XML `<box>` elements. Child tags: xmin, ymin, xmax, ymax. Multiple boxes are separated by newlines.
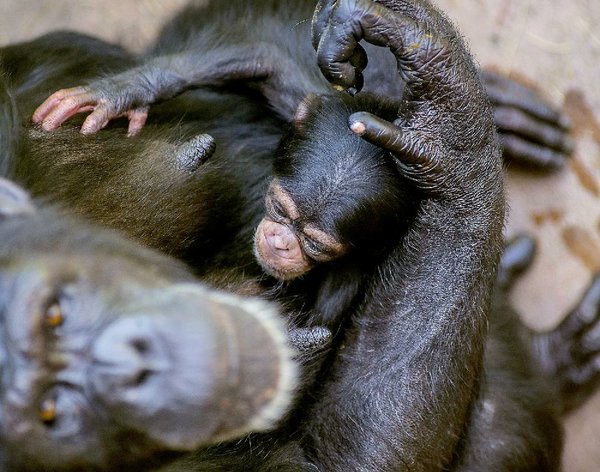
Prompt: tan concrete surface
<box><xmin>1</xmin><ymin>0</ymin><xmax>599</xmax><ymax>470</ymax></box>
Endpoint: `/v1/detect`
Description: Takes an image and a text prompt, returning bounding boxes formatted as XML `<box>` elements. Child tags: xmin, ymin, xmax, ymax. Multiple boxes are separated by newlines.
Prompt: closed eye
<box><xmin>302</xmin><ymin>237</ymin><xmax>322</xmax><ymax>256</ymax></box>
<box><xmin>266</xmin><ymin>195</ymin><xmax>290</xmax><ymax>222</ymax></box>
<box><xmin>271</xmin><ymin>200</ymin><xmax>287</xmax><ymax>219</ymax></box>
<box><xmin>302</xmin><ymin>225</ymin><xmax>348</xmax><ymax>262</ymax></box>
<box><xmin>301</xmin><ymin>237</ymin><xmax>336</xmax><ymax>262</ymax></box>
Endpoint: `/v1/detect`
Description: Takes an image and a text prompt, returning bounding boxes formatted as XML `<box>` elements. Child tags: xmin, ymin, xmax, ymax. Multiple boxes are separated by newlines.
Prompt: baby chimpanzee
<box><xmin>254</xmin><ymin>93</ymin><xmax>411</xmax><ymax>283</ymax></box>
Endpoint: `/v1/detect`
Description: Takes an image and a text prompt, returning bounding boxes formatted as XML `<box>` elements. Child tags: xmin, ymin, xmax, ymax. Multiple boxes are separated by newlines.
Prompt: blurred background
<box><xmin>1</xmin><ymin>0</ymin><xmax>599</xmax><ymax>470</ymax></box>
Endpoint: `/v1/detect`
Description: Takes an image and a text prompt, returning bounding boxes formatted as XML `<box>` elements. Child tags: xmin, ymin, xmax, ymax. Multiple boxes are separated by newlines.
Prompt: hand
<box><xmin>312</xmin><ymin>0</ymin><xmax>502</xmax><ymax>197</ymax></box>
<box><xmin>32</xmin><ymin>75</ymin><xmax>151</xmax><ymax>137</ymax></box>
<box><xmin>533</xmin><ymin>275</ymin><xmax>600</xmax><ymax>412</ymax></box>
<box><xmin>482</xmin><ymin>70</ymin><xmax>574</xmax><ymax>170</ymax></box>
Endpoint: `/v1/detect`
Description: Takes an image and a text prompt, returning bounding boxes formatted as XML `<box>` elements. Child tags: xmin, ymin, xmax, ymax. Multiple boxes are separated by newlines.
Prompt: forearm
<box><xmin>33</xmin><ymin>41</ymin><xmax>318</xmax><ymax>134</ymax></box>
<box><xmin>304</xmin><ymin>195</ymin><xmax>504</xmax><ymax>470</ymax></box>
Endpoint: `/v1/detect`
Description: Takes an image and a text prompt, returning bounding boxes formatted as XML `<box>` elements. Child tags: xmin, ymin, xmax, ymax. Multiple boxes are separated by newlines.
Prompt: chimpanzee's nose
<box><xmin>261</xmin><ymin>220</ymin><xmax>301</xmax><ymax>260</ymax></box>
<box><xmin>90</xmin><ymin>316</ymin><xmax>168</xmax><ymax>393</ymax></box>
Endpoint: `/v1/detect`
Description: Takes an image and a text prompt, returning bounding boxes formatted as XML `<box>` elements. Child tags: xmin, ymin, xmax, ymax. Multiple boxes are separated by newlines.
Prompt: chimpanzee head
<box><xmin>254</xmin><ymin>93</ymin><xmax>415</xmax><ymax>281</ymax></box>
<box><xmin>0</xmin><ymin>178</ymin><xmax>295</xmax><ymax>471</ymax></box>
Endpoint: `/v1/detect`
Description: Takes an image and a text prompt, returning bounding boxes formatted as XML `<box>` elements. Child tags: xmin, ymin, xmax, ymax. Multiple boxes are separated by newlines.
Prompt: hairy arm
<box><xmin>304</xmin><ymin>1</ymin><xmax>505</xmax><ymax>469</ymax></box>
<box><xmin>31</xmin><ymin>43</ymin><xmax>306</xmax><ymax>136</ymax></box>
<box><xmin>31</xmin><ymin>2</ymin><xmax>328</xmax><ymax>136</ymax></box>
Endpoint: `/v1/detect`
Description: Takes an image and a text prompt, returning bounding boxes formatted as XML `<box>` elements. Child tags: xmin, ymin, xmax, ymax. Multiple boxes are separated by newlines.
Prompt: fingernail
<box><xmin>350</xmin><ymin>121</ymin><xmax>366</xmax><ymax>135</ymax></box>
<box><xmin>347</xmin><ymin>87</ymin><xmax>358</xmax><ymax>96</ymax></box>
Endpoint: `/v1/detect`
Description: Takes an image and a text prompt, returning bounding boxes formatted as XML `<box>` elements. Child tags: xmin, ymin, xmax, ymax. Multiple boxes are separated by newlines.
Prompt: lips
<box><xmin>253</xmin><ymin>220</ymin><xmax>310</xmax><ymax>281</ymax></box>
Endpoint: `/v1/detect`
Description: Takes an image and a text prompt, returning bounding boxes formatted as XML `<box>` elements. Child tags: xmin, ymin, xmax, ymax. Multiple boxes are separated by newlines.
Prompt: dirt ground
<box><xmin>1</xmin><ymin>0</ymin><xmax>599</xmax><ymax>470</ymax></box>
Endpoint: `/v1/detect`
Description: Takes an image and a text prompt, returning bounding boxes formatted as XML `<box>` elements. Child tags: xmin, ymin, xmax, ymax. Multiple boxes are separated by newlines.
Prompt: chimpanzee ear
<box><xmin>293</xmin><ymin>93</ymin><xmax>321</xmax><ymax>129</ymax></box>
<box><xmin>0</xmin><ymin>178</ymin><xmax>36</xmax><ymax>220</ymax></box>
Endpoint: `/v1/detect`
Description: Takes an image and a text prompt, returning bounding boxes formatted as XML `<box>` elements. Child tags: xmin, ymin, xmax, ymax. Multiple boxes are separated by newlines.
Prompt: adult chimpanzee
<box><xmin>0</xmin><ymin>84</ymin><xmax>303</xmax><ymax>469</ymax></box>
<box><xmin>1</xmin><ymin>1</ymin><xmax>590</xmax><ymax>472</ymax></box>
<box><xmin>0</xmin><ymin>176</ymin><xmax>309</xmax><ymax>471</ymax></box>
<box><xmin>3</xmin><ymin>66</ymin><xmax>350</xmax><ymax>470</ymax></box>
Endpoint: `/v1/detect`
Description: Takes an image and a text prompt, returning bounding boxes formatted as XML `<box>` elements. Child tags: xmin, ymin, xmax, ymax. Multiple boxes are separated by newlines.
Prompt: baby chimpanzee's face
<box><xmin>253</xmin><ymin>94</ymin><xmax>414</xmax><ymax>281</ymax></box>
<box><xmin>254</xmin><ymin>178</ymin><xmax>350</xmax><ymax>280</ymax></box>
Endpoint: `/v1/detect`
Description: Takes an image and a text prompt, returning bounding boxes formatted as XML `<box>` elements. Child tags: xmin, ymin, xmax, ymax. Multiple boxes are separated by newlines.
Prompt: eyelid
<box><xmin>267</xmin><ymin>182</ymin><xmax>300</xmax><ymax>220</ymax></box>
<box><xmin>302</xmin><ymin>237</ymin><xmax>335</xmax><ymax>262</ymax></box>
<box><xmin>302</xmin><ymin>237</ymin><xmax>320</xmax><ymax>254</ymax></box>
<box><xmin>271</xmin><ymin>199</ymin><xmax>286</xmax><ymax>217</ymax></box>
<box><xmin>266</xmin><ymin>194</ymin><xmax>289</xmax><ymax>222</ymax></box>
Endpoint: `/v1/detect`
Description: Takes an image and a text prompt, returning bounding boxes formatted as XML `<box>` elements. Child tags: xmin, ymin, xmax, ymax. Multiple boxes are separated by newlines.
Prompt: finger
<box><xmin>316</xmin><ymin>21</ymin><xmax>363</xmax><ymax>90</ymax></box>
<box><xmin>501</xmin><ymin>134</ymin><xmax>568</xmax><ymax>170</ymax></box>
<box><xmin>482</xmin><ymin>70</ymin><xmax>570</xmax><ymax>128</ymax></box>
<box><xmin>311</xmin><ymin>0</ymin><xmax>336</xmax><ymax>50</ymax></box>
<box><xmin>349</xmin><ymin>111</ymin><xmax>431</xmax><ymax>167</ymax></box>
<box><xmin>32</xmin><ymin>86</ymin><xmax>88</xmax><ymax>124</ymax></box>
<box><xmin>315</xmin><ymin>0</ymin><xmax>396</xmax><ymax>91</ymax></box>
<box><xmin>316</xmin><ymin>0</ymin><xmax>453</xmax><ymax>97</ymax></box>
<box><xmin>347</xmin><ymin>44</ymin><xmax>368</xmax><ymax>94</ymax></box>
<box><xmin>497</xmin><ymin>234</ymin><xmax>536</xmax><ymax>290</ymax></box>
<box><xmin>494</xmin><ymin>106</ymin><xmax>575</xmax><ymax>153</ymax></box>
<box><xmin>560</xmin><ymin>275</ymin><xmax>600</xmax><ymax>338</ymax></box>
<box><xmin>38</xmin><ymin>93</ymin><xmax>99</xmax><ymax>132</ymax></box>
<box><xmin>288</xmin><ymin>326</ymin><xmax>332</xmax><ymax>353</ymax></box>
<box><xmin>80</xmin><ymin>107</ymin><xmax>113</xmax><ymax>135</ymax></box>
<box><xmin>566</xmin><ymin>354</ymin><xmax>600</xmax><ymax>386</ymax></box>
<box><xmin>176</xmin><ymin>134</ymin><xmax>217</xmax><ymax>172</ymax></box>
<box><xmin>581</xmin><ymin>331</ymin><xmax>600</xmax><ymax>359</ymax></box>
<box><xmin>126</xmin><ymin>107</ymin><xmax>149</xmax><ymax>137</ymax></box>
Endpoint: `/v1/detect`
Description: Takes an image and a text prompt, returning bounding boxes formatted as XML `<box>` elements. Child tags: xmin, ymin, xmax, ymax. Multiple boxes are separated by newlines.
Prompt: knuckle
<box><xmin>48</xmin><ymin>90</ymin><xmax>66</xmax><ymax>100</ymax></box>
<box><xmin>61</xmin><ymin>96</ymin><xmax>82</xmax><ymax>109</ymax></box>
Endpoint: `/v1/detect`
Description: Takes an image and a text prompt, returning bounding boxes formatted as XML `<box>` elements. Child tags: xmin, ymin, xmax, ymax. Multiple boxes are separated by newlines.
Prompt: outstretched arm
<box><xmin>304</xmin><ymin>1</ymin><xmax>505</xmax><ymax>470</ymax></box>
<box><xmin>31</xmin><ymin>43</ymin><xmax>306</xmax><ymax>136</ymax></box>
<box><xmin>31</xmin><ymin>3</ymin><xmax>339</xmax><ymax>138</ymax></box>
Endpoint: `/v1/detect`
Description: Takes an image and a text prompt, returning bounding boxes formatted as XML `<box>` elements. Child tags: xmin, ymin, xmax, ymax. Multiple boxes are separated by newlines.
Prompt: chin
<box><xmin>253</xmin><ymin>242</ymin><xmax>310</xmax><ymax>281</ymax></box>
